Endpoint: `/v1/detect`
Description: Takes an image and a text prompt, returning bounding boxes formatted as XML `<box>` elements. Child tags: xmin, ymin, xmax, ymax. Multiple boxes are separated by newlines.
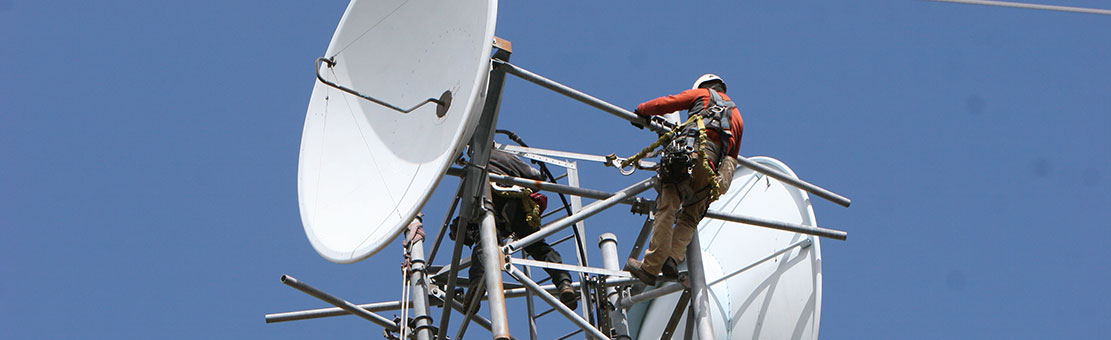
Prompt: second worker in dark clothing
<box><xmin>454</xmin><ymin>149</ymin><xmax>577</xmax><ymax>310</ymax></box>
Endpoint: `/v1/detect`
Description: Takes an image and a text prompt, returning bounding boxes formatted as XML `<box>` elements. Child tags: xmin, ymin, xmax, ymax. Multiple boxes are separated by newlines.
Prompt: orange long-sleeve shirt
<box><xmin>635</xmin><ymin>88</ymin><xmax>744</xmax><ymax>159</ymax></box>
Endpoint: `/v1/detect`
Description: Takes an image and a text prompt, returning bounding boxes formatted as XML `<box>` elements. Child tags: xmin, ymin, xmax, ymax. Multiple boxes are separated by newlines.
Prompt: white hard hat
<box><xmin>692</xmin><ymin>73</ymin><xmax>726</xmax><ymax>92</ymax></box>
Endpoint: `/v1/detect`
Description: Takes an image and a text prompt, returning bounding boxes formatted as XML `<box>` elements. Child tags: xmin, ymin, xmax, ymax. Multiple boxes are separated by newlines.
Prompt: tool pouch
<box><xmin>659</xmin><ymin>127</ymin><xmax>698</xmax><ymax>184</ymax></box>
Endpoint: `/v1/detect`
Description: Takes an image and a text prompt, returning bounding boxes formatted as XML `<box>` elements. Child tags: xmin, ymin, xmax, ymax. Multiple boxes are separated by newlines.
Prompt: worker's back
<box><xmin>488</xmin><ymin>149</ymin><xmax>542</xmax><ymax>180</ymax></box>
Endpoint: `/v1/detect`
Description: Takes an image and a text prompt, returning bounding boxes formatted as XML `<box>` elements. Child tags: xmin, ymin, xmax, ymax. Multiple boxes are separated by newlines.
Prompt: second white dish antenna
<box><xmin>629</xmin><ymin>156</ymin><xmax>823</xmax><ymax>340</ymax></box>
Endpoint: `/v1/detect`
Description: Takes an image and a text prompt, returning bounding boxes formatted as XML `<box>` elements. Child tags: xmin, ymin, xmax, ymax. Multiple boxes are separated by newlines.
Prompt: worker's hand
<box><xmin>529</xmin><ymin>192</ymin><xmax>548</xmax><ymax>214</ymax></box>
<box><xmin>630</xmin><ymin>111</ymin><xmax>649</xmax><ymax>129</ymax></box>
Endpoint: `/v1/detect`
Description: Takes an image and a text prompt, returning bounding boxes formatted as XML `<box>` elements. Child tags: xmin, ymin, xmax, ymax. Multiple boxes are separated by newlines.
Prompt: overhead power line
<box><xmin>929</xmin><ymin>0</ymin><xmax>1111</xmax><ymax>15</ymax></box>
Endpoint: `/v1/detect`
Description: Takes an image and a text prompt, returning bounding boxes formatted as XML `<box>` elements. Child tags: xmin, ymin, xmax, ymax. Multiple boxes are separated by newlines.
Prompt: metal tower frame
<box><xmin>267</xmin><ymin>38</ymin><xmax>852</xmax><ymax>340</ymax></box>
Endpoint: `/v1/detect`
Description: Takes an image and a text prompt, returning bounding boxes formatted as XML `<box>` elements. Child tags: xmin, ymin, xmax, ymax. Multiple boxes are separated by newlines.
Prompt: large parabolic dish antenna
<box><xmin>629</xmin><ymin>156</ymin><xmax>823</xmax><ymax>340</ymax></box>
<box><xmin>298</xmin><ymin>0</ymin><xmax>497</xmax><ymax>263</ymax></box>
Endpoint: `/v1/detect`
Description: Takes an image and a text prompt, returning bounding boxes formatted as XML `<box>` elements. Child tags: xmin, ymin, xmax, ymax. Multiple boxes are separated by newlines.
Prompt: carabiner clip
<box><xmin>605</xmin><ymin>154</ymin><xmax>638</xmax><ymax>176</ymax></box>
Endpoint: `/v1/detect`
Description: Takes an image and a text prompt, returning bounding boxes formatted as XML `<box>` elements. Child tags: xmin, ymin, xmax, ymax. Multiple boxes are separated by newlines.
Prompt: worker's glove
<box><xmin>529</xmin><ymin>192</ymin><xmax>548</xmax><ymax>214</ymax></box>
<box><xmin>630</xmin><ymin>110</ymin><xmax>649</xmax><ymax>129</ymax></box>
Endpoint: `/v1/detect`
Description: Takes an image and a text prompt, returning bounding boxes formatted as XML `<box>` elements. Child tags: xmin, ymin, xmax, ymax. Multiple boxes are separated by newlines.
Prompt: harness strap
<box><xmin>705</xmin><ymin>89</ymin><xmax>735</xmax><ymax>159</ymax></box>
<box><xmin>612</xmin><ymin>90</ymin><xmax>738</xmax><ymax>204</ymax></box>
<box><xmin>490</xmin><ymin>182</ymin><xmax>542</xmax><ymax>228</ymax></box>
<box><xmin>694</xmin><ymin>115</ymin><xmax>722</xmax><ymax>202</ymax></box>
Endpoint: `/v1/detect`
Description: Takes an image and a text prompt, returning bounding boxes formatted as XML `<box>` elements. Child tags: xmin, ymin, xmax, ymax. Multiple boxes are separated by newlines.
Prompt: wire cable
<box><xmin>928</xmin><ymin>0</ymin><xmax>1111</xmax><ymax>15</ymax></box>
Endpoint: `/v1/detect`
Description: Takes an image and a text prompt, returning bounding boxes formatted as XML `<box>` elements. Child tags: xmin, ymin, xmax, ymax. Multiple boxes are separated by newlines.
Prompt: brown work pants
<box><xmin>642</xmin><ymin>153</ymin><xmax>738</xmax><ymax>275</ymax></box>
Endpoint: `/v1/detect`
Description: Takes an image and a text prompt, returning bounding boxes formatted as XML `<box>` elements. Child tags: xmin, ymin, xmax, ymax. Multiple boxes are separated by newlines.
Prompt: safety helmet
<box><xmin>692</xmin><ymin>73</ymin><xmax>726</xmax><ymax>93</ymax></box>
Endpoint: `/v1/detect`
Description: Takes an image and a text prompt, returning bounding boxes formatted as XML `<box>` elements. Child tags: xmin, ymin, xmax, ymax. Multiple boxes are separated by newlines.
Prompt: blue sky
<box><xmin>2</xmin><ymin>1</ymin><xmax>1109</xmax><ymax>339</ymax></box>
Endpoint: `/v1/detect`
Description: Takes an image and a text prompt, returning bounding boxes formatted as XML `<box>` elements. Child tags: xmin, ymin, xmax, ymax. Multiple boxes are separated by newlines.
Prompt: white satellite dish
<box><xmin>298</xmin><ymin>0</ymin><xmax>498</xmax><ymax>263</ymax></box>
<box><xmin>629</xmin><ymin>156</ymin><xmax>823</xmax><ymax>340</ymax></box>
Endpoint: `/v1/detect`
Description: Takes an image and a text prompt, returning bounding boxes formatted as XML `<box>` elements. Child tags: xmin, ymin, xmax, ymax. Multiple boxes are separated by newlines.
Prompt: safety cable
<box><xmin>615</xmin><ymin>114</ymin><xmax>722</xmax><ymax>202</ymax></box>
<box><xmin>616</xmin><ymin>114</ymin><xmax>696</xmax><ymax>170</ymax></box>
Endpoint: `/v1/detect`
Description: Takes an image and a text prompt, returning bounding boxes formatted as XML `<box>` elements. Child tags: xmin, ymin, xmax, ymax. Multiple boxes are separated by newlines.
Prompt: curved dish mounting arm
<box><xmin>315</xmin><ymin>57</ymin><xmax>452</xmax><ymax>117</ymax></box>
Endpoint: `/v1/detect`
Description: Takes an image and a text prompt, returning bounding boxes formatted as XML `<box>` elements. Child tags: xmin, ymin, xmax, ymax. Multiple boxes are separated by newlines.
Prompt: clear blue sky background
<box><xmin>2</xmin><ymin>1</ymin><xmax>1109</xmax><ymax>339</ymax></box>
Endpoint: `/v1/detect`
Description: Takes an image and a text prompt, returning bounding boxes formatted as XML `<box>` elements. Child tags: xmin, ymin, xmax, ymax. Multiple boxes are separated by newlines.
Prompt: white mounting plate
<box><xmin>630</xmin><ymin>156</ymin><xmax>823</xmax><ymax>340</ymax></box>
<box><xmin>298</xmin><ymin>0</ymin><xmax>497</xmax><ymax>263</ymax></box>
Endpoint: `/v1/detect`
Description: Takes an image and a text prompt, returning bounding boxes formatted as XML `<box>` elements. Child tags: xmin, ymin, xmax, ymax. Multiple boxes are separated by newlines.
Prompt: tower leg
<box><xmin>407</xmin><ymin>237</ymin><xmax>433</xmax><ymax>340</ymax></box>
<box><xmin>685</xmin><ymin>234</ymin><xmax>715</xmax><ymax>340</ymax></box>
<box><xmin>598</xmin><ymin>233</ymin><xmax>630</xmax><ymax>340</ymax></box>
<box><xmin>478</xmin><ymin>209</ymin><xmax>511</xmax><ymax>339</ymax></box>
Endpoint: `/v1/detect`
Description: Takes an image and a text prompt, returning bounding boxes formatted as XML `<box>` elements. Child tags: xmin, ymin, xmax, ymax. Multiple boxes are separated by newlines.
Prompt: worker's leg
<box><xmin>670</xmin><ymin>197</ymin><xmax>710</xmax><ymax>264</ymax></box>
<box><xmin>669</xmin><ymin>150</ymin><xmax>717</xmax><ymax>264</ymax></box>
<box><xmin>716</xmin><ymin>155</ymin><xmax>738</xmax><ymax>195</ymax></box>
<box><xmin>468</xmin><ymin>236</ymin><xmax>485</xmax><ymax>280</ymax></box>
<box><xmin>505</xmin><ymin>196</ymin><xmax>578</xmax><ymax>308</ymax></box>
<box><xmin>463</xmin><ymin>222</ymin><xmax>486</xmax><ymax>312</ymax></box>
<box><xmin>504</xmin><ymin>198</ymin><xmax>572</xmax><ymax>284</ymax></box>
<box><xmin>469</xmin><ymin>193</ymin><xmax>511</xmax><ymax>285</ymax></box>
<box><xmin>524</xmin><ymin>243</ymin><xmax>570</xmax><ymax>284</ymax></box>
<box><xmin>642</xmin><ymin>183</ymin><xmax>681</xmax><ymax>275</ymax></box>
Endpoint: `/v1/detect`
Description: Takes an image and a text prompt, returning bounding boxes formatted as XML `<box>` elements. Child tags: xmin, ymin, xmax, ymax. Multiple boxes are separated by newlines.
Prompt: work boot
<box><xmin>661</xmin><ymin>257</ymin><xmax>681</xmax><ymax>280</ymax></box>
<box><xmin>557</xmin><ymin>280</ymin><xmax>578</xmax><ymax>310</ymax></box>
<box><xmin>624</xmin><ymin>258</ymin><xmax>658</xmax><ymax>286</ymax></box>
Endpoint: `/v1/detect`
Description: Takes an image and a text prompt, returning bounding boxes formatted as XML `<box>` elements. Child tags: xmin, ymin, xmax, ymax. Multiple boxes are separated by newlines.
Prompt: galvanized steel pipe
<box><xmin>279</xmin><ymin>275</ymin><xmax>399</xmax><ymax>332</ymax></box>
<box><xmin>599</xmin><ymin>233</ymin><xmax>632</xmax><ymax>339</ymax></box>
<box><xmin>733</xmin><ymin>156</ymin><xmax>851</xmax><ymax>207</ymax></box>
<box><xmin>493</xmin><ymin>59</ymin><xmax>670</xmax><ymax>135</ymax></box>
<box><xmin>685</xmin><ymin>235</ymin><xmax>715</xmax><ymax>340</ymax></box>
<box><xmin>265</xmin><ymin>300</ymin><xmax>405</xmax><ymax>323</ymax></box>
<box><xmin>703</xmin><ymin>210</ymin><xmax>847</xmax><ymax>240</ymax></box>
<box><xmin>478</xmin><ymin>210</ymin><xmax>512</xmax><ymax>340</ymax></box>
<box><xmin>618</xmin><ymin>283</ymin><xmax>685</xmax><ymax>310</ymax></box>
<box><xmin>507</xmin><ymin>266</ymin><xmax>612</xmax><ymax>340</ymax></box>
<box><xmin>457</xmin><ymin>169</ymin><xmax>848</xmax><ymax>240</ymax></box>
<box><xmin>406</xmin><ymin>237</ymin><xmax>433</xmax><ymax>340</ymax></box>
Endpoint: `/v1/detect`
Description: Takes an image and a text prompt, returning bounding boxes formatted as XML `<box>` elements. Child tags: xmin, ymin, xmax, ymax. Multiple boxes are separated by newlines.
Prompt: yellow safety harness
<box><xmin>490</xmin><ymin>184</ymin><xmax>543</xmax><ymax>228</ymax></box>
<box><xmin>614</xmin><ymin>114</ymin><xmax>723</xmax><ymax>203</ymax></box>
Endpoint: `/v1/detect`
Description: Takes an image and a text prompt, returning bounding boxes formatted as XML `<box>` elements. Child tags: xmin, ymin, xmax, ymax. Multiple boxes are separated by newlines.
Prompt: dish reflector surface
<box><xmin>630</xmin><ymin>156</ymin><xmax>822</xmax><ymax>340</ymax></box>
<box><xmin>298</xmin><ymin>0</ymin><xmax>497</xmax><ymax>263</ymax></box>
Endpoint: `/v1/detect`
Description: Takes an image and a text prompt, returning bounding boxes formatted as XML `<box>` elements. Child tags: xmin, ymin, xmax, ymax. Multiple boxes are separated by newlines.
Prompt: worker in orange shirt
<box><xmin>625</xmin><ymin>74</ymin><xmax>744</xmax><ymax>285</ymax></box>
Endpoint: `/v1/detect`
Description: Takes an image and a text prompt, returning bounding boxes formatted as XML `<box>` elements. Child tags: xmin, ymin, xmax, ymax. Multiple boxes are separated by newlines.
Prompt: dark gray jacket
<box><xmin>488</xmin><ymin>149</ymin><xmax>542</xmax><ymax>180</ymax></box>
